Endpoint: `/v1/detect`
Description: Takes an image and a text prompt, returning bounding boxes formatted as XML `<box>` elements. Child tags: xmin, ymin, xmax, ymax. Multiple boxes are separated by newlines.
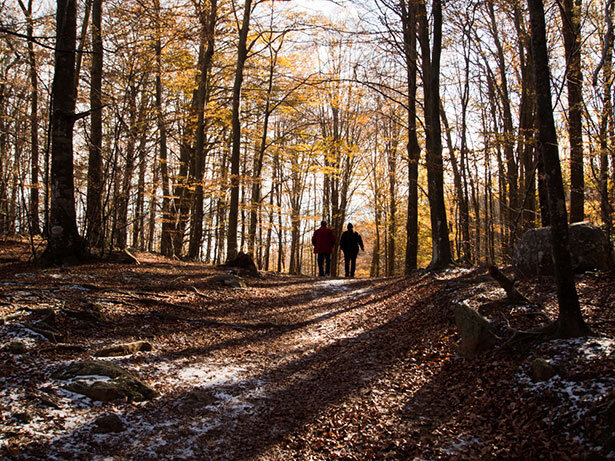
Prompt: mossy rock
<box><xmin>530</xmin><ymin>357</ymin><xmax>558</xmax><ymax>382</ymax></box>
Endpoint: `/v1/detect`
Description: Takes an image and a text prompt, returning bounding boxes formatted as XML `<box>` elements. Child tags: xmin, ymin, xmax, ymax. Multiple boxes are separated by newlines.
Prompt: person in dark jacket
<box><xmin>340</xmin><ymin>223</ymin><xmax>364</xmax><ymax>277</ymax></box>
<box><xmin>312</xmin><ymin>220</ymin><xmax>336</xmax><ymax>276</ymax></box>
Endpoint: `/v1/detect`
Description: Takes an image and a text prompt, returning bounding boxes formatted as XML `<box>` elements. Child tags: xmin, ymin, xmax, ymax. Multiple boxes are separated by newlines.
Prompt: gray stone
<box><xmin>530</xmin><ymin>357</ymin><xmax>558</xmax><ymax>381</ymax></box>
<box><xmin>94</xmin><ymin>341</ymin><xmax>153</xmax><ymax>357</ymax></box>
<box><xmin>94</xmin><ymin>413</ymin><xmax>125</xmax><ymax>433</ymax></box>
<box><xmin>454</xmin><ymin>302</ymin><xmax>498</xmax><ymax>357</ymax></box>
<box><xmin>513</xmin><ymin>222</ymin><xmax>611</xmax><ymax>278</ymax></box>
<box><xmin>210</xmin><ymin>274</ymin><xmax>247</xmax><ymax>289</ymax></box>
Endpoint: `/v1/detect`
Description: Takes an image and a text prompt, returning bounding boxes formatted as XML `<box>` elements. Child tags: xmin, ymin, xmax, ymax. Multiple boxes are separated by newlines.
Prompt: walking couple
<box><xmin>311</xmin><ymin>220</ymin><xmax>364</xmax><ymax>278</ymax></box>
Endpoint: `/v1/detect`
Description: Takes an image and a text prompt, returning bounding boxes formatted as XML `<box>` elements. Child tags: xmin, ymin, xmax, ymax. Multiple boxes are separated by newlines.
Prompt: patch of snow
<box><xmin>177</xmin><ymin>364</ymin><xmax>246</xmax><ymax>387</ymax></box>
<box><xmin>440</xmin><ymin>436</ymin><xmax>483</xmax><ymax>455</ymax></box>
<box><xmin>2</xmin><ymin>324</ymin><xmax>47</xmax><ymax>345</ymax></box>
<box><xmin>514</xmin><ymin>336</ymin><xmax>615</xmax><ymax>452</ymax></box>
<box><xmin>434</xmin><ymin>267</ymin><xmax>475</xmax><ymax>280</ymax></box>
<box><xmin>63</xmin><ymin>284</ymin><xmax>91</xmax><ymax>291</ymax></box>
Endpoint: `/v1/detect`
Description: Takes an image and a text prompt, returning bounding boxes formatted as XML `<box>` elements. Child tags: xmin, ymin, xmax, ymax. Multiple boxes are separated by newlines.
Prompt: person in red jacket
<box><xmin>312</xmin><ymin>220</ymin><xmax>336</xmax><ymax>276</ymax></box>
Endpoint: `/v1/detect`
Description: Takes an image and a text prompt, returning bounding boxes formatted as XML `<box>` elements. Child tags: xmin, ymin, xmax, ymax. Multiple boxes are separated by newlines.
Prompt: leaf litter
<box><xmin>0</xmin><ymin>240</ymin><xmax>614</xmax><ymax>459</ymax></box>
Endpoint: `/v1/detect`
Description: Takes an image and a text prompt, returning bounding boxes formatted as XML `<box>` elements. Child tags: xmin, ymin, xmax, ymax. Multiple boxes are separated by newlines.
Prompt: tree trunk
<box><xmin>188</xmin><ymin>0</ymin><xmax>218</xmax><ymax>260</ymax></box>
<box><xmin>227</xmin><ymin>0</ymin><xmax>253</xmax><ymax>261</ymax></box>
<box><xmin>560</xmin><ymin>0</ymin><xmax>584</xmax><ymax>223</ymax></box>
<box><xmin>528</xmin><ymin>0</ymin><xmax>590</xmax><ymax>338</ymax></box>
<box><xmin>488</xmin><ymin>0</ymin><xmax>518</xmax><ymax>254</ymax></box>
<box><xmin>42</xmin><ymin>0</ymin><xmax>84</xmax><ymax>265</ymax></box>
<box><xmin>417</xmin><ymin>0</ymin><xmax>451</xmax><ymax>270</ymax></box>
<box><xmin>85</xmin><ymin>0</ymin><xmax>103</xmax><ymax>251</ymax></box>
<box><xmin>155</xmin><ymin>0</ymin><xmax>171</xmax><ymax>256</ymax></box>
<box><xmin>599</xmin><ymin>1</ymin><xmax>614</xmax><ymax>261</ymax></box>
<box><xmin>386</xmin><ymin>128</ymin><xmax>398</xmax><ymax>276</ymax></box>
<box><xmin>18</xmin><ymin>0</ymin><xmax>41</xmax><ymax>235</ymax></box>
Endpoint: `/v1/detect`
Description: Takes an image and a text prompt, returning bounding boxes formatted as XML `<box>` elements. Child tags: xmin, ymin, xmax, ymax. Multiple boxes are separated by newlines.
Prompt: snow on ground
<box><xmin>515</xmin><ymin>337</ymin><xmax>615</xmax><ymax>454</ymax></box>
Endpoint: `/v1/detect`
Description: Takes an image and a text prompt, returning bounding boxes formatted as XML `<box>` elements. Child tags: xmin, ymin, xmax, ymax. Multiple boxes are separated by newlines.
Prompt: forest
<box><xmin>0</xmin><ymin>0</ymin><xmax>610</xmax><ymax>276</ymax></box>
<box><xmin>1</xmin><ymin>0</ymin><xmax>615</xmax><ymax>458</ymax></box>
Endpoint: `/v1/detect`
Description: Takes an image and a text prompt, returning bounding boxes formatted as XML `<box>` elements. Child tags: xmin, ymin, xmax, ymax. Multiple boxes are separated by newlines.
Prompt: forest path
<box><xmin>3</xmin><ymin>248</ymin><xmax>614</xmax><ymax>460</ymax></box>
<box><xmin>1</xmin><ymin>253</ymin><xmax>428</xmax><ymax>460</ymax></box>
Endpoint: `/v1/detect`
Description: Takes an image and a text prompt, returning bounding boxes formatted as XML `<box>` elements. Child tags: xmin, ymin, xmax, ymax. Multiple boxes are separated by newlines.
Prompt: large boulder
<box><xmin>513</xmin><ymin>222</ymin><xmax>611</xmax><ymax>278</ymax></box>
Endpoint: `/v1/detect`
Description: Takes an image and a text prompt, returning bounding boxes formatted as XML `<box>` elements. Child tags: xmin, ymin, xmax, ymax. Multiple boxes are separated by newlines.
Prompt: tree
<box><xmin>227</xmin><ymin>0</ymin><xmax>254</xmax><ymax>261</ymax></box>
<box><xmin>188</xmin><ymin>0</ymin><xmax>218</xmax><ymax>260</ymax></box>
<box><xmin>560</xmin><ymin>0</ymin><xmax>585</xmax><ymax>223</ymax></box>
<box><xmin>41</xmin><ymin>0</ymin><xmax>84</xmax><ymax>265</ymax></box>
<box><xmin>85</xmin><ymin>0</ymin><xmax>104</xmax><ymax>250</ymax></box>
<box><xmin>417</xmin><ymin>0</ymin><xmax>452</xmax><ymax>269</ymax></box>
<box><xmin>17</xmin><ymin>0</ymin><xmax>41</xmax><ymax>235</ymax></box>
<box><xmin>528</xmin><ymin>0</ymin><xmax>590</xmax><ymax>337</ymax></box>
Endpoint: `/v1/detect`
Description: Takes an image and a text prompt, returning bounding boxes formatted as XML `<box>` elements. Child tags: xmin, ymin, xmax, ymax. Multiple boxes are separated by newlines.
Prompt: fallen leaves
<box><xmin>0</xmin><ymin>241</ymin><xmax>613</xmax><ymax>459</ymax></box>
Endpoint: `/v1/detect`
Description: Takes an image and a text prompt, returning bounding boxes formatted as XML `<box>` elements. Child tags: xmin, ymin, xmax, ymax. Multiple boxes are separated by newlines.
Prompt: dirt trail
<box><xmin>2</xmin><ymin>248</ymin><xmax>614</xmax><ymax>459</ymax></box>
<box><xmin>1</xmin><ymin>256</ymin><xmax>413</xmax><ymax>460</ymax></box>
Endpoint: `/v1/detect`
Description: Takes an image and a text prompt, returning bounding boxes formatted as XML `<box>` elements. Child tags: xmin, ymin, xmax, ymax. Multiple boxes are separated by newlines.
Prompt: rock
<box><xmin>513</xmin><ymin>222</ymin><xmax>611</xmax><ymax>278</ymax></box>
<box><xmin>54</xmin><ymin>360</ymin><xmax>157</xmax><ymax>402</ymax></box>
<box><xmin>3</xmin><ymin>341</ymin><xmax>27</xmax><ymax>354</ymax></box>
<box><xmin>94</xmin><ymin>341</ymin><xmax>153</xmax><ymax>357</ymax></box>
<box><xmin>65</xmin><ymin>376</ymin><xmax>156</xmax><ymax>402</ymax></box>
<box><xmin>94</xmin><ymin>413</ymin><xmax>125</xmax><ymax>433</ymax></box>
<box><xmin>529</xmin><ymin>357</ymin><xmax>558</xmax><ymax>381</ymax></box>
<box><xmin>66</xmin><ymin>380</ymin><xmax>124</xmax><ymax>401</ymax></box>
<box><xmin>224</xmin><ymin>252</ymin><xmax>259</xmax><ymax>275</ymax></box>
<box><xmin>183</xmin><ymin>387</ymin><xmax>216</xmax><ymax>409</ymax></box>
<box><xmin>454</xmin><ymin>302</ymin><xmax>498</xmax><ymax>357</ymax></box>
<box><xmin>210</xmin><ymin>274</ymin><xmax>247</xmax><ymax>289</ymax></box>
<box><xmin>52</xmin><ymin>360</ymin><xmax>127</xmax><ymax>380</ymax></box>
